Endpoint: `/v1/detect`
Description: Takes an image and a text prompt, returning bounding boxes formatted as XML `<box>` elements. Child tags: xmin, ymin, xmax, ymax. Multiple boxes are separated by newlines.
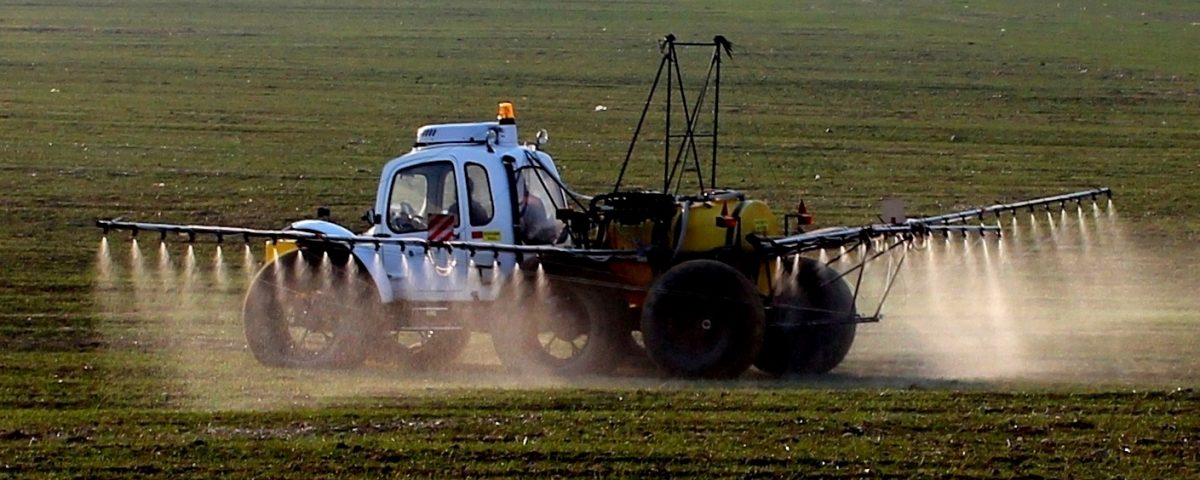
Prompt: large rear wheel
<box><xmin>243</xmin><ymin>248</ymin><xmax>372</xmax><ymax>369</ymax></box>
<box><xmin>755</xmin><ymin>256</ymin><xmax>857</xmax><ymax>376</ymax></box>
<box><xmin>640</xmin><ymin>260</ymin><xmax>765</xmax><ymax>378</ymax></box>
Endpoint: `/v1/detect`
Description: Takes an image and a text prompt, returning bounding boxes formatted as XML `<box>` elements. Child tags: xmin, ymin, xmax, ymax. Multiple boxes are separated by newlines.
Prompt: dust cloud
<box><xmin>91</xmin><ymin>240</ymin><xmax>605</xmax><ymax>410</ymax></box>
<box><xmin>91</xmin><ymin>201</ymin><xmax>1200</xmax><ymax>410</ymax></box>
<box><xmin>846</xmin><ymin>201</ymin><xmax>1200</xmax><ymax>384</ymax></box>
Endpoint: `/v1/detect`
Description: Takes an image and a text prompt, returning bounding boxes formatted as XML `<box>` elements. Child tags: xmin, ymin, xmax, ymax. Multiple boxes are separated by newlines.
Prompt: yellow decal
<box><xmin>482</xmin><ymin>231</ymin><xmax>502</xmax><ymax>241</ymax></box>
<box><xmin>264</xmin><ymin>240</ymin><xmax>297</xmax><ymax>262</ymax></box>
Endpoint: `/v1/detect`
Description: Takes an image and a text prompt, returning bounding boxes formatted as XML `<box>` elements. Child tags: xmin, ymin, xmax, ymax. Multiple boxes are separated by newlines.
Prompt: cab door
<box><xmin>377</xmin><ymin>157</ymin><xmax>472</xmax><ymax>300</ymax></box>
<box><xmin>458</xmin><ymin>158</ymin><xmax>516</xmax><ymax>300</ymax></box>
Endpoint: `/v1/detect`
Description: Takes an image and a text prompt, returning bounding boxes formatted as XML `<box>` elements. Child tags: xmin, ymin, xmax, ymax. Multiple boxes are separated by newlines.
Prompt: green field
<box><xmin>3</xmin><ymin>0</ymin><xmax>1200</xmax><ymax>477</ymax></box>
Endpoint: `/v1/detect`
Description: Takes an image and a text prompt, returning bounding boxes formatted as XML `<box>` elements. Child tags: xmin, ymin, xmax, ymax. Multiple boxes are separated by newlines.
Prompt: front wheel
<box><xmin>242</xmin><ymin>248</ymin><xmax>373</xmax><ymax>369</ymax></box>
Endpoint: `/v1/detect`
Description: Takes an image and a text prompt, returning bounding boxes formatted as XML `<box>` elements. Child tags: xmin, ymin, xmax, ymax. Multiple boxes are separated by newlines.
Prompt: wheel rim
<box><xmin>531</xmin><ymin>288</ymin><xmax>592</xmax><ymax>365</ymax></box>
<box><xmin>641</xmin><ymin>259</ymin><xmax>765</xmax><ymax>378</ymax></box>
<box><xmin>659</xmin><ymin>298</ymin><xmax>731</xmax><ymax>361</ymax></box>
<box><xmin>267</xmin><ymin>251</ymin><xmax>354</xmax><ymax>362</ymax></box>
<box><xmin>278</xmin><ymin>286</ymin><xmax>342</xmax><ymax>360</ymax></box>
<box><xmin>537</xmin><ymin>329</ymin><xmax>590</xmax><ymax>362</ymax></box>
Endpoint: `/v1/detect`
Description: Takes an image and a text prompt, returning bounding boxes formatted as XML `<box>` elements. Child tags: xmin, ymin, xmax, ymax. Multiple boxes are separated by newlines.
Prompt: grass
<box><xmin>2</xmin><ymin>0</ymin><xmax>1199</xmax><ymax>476</ymax></box>
<box><xmin>3</xmin><ymin>388</ymin><xmax>1199</xmax><ymax>477</ymax></box>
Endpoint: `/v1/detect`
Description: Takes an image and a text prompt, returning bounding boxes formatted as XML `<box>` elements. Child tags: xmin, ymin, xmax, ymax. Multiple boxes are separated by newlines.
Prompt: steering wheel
<box><xmin>390</xmin><ymin>201</ymin><xmax>427</xmax><ymax>232</ymax></box>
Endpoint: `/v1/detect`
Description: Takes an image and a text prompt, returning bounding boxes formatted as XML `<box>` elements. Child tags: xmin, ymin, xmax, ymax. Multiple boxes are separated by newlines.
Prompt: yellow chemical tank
<box><xmin>603</xmin><ymin>194</ymin><xmax>781</xmax><ymax>252</ymax></box>
<box><xmin>603</xmin><ymin>193</ymin><xmax>782</xmax><ymax>295</ymax></box>
<box><xmin>675</xmin><ymin>196</ymin><xmax>781</xmax><ymax>295</ymax></box>
<box><xmin>674</xmin><ymin>195</ymin><xmax>780</xmax><ymax>253</ymax></box>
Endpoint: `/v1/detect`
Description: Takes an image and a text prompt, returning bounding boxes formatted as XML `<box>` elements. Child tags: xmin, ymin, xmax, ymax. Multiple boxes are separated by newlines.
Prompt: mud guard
<box><xmin>287</xmin><ymin>219</ymin><xmax>394</xmax><ymax>304</ymax></box>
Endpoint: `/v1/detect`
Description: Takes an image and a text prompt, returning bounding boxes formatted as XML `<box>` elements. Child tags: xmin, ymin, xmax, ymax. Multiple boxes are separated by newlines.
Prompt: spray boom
<box><xmin>908</xmin><ymin>188</ymin><xmax>1110</xmax><ymax>226</ymax></box>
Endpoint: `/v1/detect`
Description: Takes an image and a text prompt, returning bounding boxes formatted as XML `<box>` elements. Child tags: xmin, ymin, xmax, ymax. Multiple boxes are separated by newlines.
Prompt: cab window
<box><xmin>464</xmin><ymin>163</ymin><xmax>495</xmax><ymax>226</ymax></box>
<box><xmin>515</xmin><ymin>167</ymin><xmax>566</xmax><ymax>244</ymax></box>
<box><xmin>388</xmin><ymin>161</ymin><xmax>458</xmax><ymax>233</ymax></box>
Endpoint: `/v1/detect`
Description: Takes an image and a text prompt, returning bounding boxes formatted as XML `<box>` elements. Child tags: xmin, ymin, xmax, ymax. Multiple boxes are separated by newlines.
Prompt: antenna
<box><xmin>612</xmin><ymin>34</ymin><xmax>731</xmax><ymax>194</ymax></box>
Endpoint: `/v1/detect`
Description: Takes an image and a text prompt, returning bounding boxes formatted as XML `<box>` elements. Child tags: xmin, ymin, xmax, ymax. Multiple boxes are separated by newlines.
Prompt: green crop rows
<box><xmin>1</xmin><ymin>1</ymin><xmax>1198</xmax><ymax>477</ymax></box>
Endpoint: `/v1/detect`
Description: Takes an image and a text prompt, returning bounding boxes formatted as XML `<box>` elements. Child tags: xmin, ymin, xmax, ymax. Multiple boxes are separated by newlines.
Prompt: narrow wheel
<box><xmin>640</xmin><ymin>259</ymin><xmax>765</xmax><ymax>378</ymax></box>
<box><xmin>243</xmin><ymin>248</ymin><xmax>372</xmax><ymax>369</ymax></box>
<box><xmin>755</xmin><ymin>256</ymin><xmax>857</xmax><ymax>376</ymax></box>
<box><xmin>491</xmin><ymin>274</ymin><xmax>622</xmax><ymax>376</ymax></box>
<box><xmin>384</xmin><ymin>328</ymin><xmax>471</xmax><ymax>370</ymax></box>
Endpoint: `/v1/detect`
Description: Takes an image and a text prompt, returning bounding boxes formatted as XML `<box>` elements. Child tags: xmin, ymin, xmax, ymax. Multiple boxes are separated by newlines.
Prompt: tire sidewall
<box><xmin>491</xmin><ymin>276</ymin><xmax>622</xmax><ymax>376</ymax></box>
<box><xmin>640</xmin><ymin>259</ymin><xmax>765</xmax><ymax>378</ymax></box>
<box><xmin>756</xmin><ymin>256</ymin><xmax>857</xmax><ymax>375</ymax></box>
<box><xmin>242</xmin><ymin>249</ymin><xmax>373</xmax><ymax>369</ymax></box>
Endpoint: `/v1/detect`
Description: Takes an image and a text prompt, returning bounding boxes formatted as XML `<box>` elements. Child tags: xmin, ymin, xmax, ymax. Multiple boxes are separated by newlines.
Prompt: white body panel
<box><xmin>359</xmin><ymin>121</ymin><xmax>564</xmax><ymax>304</ymax></box>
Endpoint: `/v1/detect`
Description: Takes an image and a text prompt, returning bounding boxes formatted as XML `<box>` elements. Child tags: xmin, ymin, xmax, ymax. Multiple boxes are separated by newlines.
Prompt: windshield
<box><xmin>388</xmin><ymin>161</ymin><xmax>458</xmax><ymax>233</ymax></box>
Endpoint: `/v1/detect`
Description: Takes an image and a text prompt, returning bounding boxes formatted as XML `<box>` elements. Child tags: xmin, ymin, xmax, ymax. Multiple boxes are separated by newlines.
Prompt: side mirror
<box><xmin>535</xmin><ymin>129</ymin><xmax>549</xmax><ymax>148</ymax></box>
<box><xmin>361</xmin><ymin>208</ymin><xmax>381</xmax><ymax>227</ymax></box>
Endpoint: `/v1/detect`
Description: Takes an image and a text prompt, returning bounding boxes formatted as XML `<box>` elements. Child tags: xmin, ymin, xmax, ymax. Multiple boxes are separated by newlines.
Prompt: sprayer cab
<box><xmin>340</xmin><ymin>102</ymin><xmax>577</xmax><ymax>303</ymax></box>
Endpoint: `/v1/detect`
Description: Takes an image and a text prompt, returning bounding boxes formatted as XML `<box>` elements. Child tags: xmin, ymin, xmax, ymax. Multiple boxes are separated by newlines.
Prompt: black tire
<box><xmin>491</xmin><ymin>273</ymin><xmax>623</xmax><ymax>376</ymax></box>
<box><xmin>242</xmin><ymin>248</ymin><xmax>372</xmax><ymax>369</ymax></box>
<box><xmin>640</xmin><ymin>259</ymin><xmax>765</xmax><ymax>378</ymax></box>
<box><xmin>755</xmin><ymin>256</ymin><xmax>857</xmax><ymax>376</ymax></box>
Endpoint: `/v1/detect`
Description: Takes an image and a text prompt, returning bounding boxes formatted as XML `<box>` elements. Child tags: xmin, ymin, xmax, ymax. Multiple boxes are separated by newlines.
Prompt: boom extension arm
<box><xmin>909</xmin><ymin>187</ymin><xmax>1111</xmax><ymax>226</ymax></box>
<box><xmin>755</xmin><ymin>188</ymin><xmax>1111</xmax><ymax>257</ymax></box>
<box><xmin>753</xmin><ymin>223</ymin><xmax>1000</xmax><ymax>257</ymax></box>
<box><xmin>94</xmin><ymin>219</ymin><xmax>644</xmax><ymax>261</ymax></box>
